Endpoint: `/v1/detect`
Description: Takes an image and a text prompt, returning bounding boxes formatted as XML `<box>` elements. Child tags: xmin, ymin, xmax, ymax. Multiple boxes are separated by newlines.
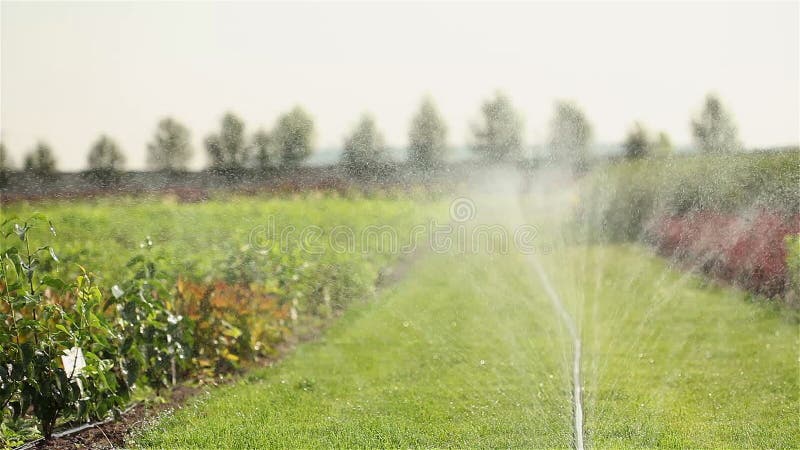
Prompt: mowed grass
<box><xmin>575</xmin><ymin>246</ymin><xmax>797</xmax><ymax>448</ymax></box>
<box><xmin>134</xmin><ymin>248</ymin><xmax>575</xmax><ymax>448</ymax></box>
<box><xmin>530</xmin><ymin>233</ymin><xmax>799</xmax><ymax>447</ymax></box>
<box><xmin>515</xmin><ymin>179</ymin><xmax>799</xmax><ymax>448</ymax></box>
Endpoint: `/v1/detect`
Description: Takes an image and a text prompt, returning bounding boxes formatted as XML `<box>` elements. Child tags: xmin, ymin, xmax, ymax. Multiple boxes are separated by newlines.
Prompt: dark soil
<box><xmin>33</xmin><ymin>385</ymin><xmax>198</xmax><ymax>450</ymax></box>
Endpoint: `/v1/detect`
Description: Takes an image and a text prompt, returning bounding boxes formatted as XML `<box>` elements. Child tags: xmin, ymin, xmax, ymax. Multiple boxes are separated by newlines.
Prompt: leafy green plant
<box><xmin>63</xmin><ymin>271</ymin><xmax>129</xmax><ymax>422</ymax></box>
<box><xmin>109</xmin><ymin>238</ymin><xmax>189</xmax><ymax>396</ymax></box>
<box><xmin>1</xmin><ymin>214</ymin><xmax>76</xmax><ymax>439</ymax></box>
<box><xmin>0</xmin><ymin>216</ymin><xmax>133</xmax><ymax>441</ymax></box>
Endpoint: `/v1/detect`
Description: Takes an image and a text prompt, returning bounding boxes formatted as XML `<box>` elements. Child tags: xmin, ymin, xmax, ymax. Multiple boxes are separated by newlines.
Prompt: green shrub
<box><xmin>0</xmin><ymin>215</ymin><xmax>126</xmax><ymax>439</ymax></box>
<box><xmin>580</xmin><ymin>151</ymin><xmax>800</xmax><ymax>242</ymax></box>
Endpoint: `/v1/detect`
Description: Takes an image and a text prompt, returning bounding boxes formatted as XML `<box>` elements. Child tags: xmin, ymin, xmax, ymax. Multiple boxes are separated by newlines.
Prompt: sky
<box><xmin>1</xmin><ymin>1</ymin><xmax>798</xmax><ymax>170</ymax></box>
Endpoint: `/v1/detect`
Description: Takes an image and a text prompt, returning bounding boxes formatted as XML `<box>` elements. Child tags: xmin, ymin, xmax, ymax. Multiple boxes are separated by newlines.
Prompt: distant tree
<box><xmin>653</xmin><ymin>131</ymin><xmax>673</xmax><ymax>157</ymax></box>
<box><xmin>147</xmin><ymin>118</ymin><xmax>193</xmax><ymax>172</ymax></box>
<box><xmin>548</xmin><ymin>101</ymin><xmax>592</xmax><ymax>171</ymax></box>
<box><xmin>623</xmin><ymin>122</ymin><xmax>651</xmax><ymax>160</ymax></box>
<box><xmin>86</xmin><ymin>135</ymin><xmax>126</xmax><ymax>186</ymax></box>
<box><xmin>274</xmin><ymin>107</ymin><xmax>314</xmax><ymax>167</ymax></box>
<box><xmin>0</xmin><ymin>142</ymin><xmax>10</xmax><ymax>170</ymax></box>
<box><xmin>205</xmin><ymin>112</ymin><xmax>248</xmax><ymax>173</ymax></box>
<box><xmin>691</xmin><ymin>94</ymin><xmax>741</xmax><ymax>153</ymax></box>
<box><xmin>342</xmin><ymin>114</ymin><xmax>387</xmax><ymax>179</ymax></box>
<box><xmin>88</xmin><ymin>135</ymin><xmax>125</xmax><ymax>171</ymax></box>
<box><xmin>0</xmin><ymin>141</ymin><xmax>11</xmax><ymax>188</ymax></box>
<box><xmin>251</xmin><ymin>129</ymin><xmax>276</xmax><ymax>174</ymax></box>
<box><xmin>204</xmin><ymin>135</ymin><xmax>222</xmax><ymax>169</ymax></box>
<box><xmin>471</xmin><ymin>92</ymin><xmax>524</xmax><ymax>163</ymax></box>
<box><xmin>408</xmin><ymin>96</ymin><xmax>448</xmax><ymax>171</ymax></box>
<box><xmin>24</xmin><ymin>142</ymin><xmax>57</xmax><ymax>181</ymax></box>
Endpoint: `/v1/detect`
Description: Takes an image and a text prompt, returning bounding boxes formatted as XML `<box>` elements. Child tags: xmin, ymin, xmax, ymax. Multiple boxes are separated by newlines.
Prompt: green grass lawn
<box><xmin>545</xmin><ymin>245</ymin><xmax>799</xmax><ymax>448</ymax></box>
<box><xmin>133</xmin><ymin>191</ymin><xmax>798</xmax><ymax>448</ymax></box>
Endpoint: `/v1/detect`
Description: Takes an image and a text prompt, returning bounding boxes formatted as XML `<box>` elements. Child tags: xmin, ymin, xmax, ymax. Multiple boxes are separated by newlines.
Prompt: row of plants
<box><xmin>1</xmin><ymin>194</ymin><xmax>437</xmax><ymax>446</ymax></box>
<box><xmin>3</xmin><ymin>192</ymin><xmax>426</xmax><ymax>285</ymax></box>
<box><xmin>648</xmin><ymin>211</ymin><xmax>799</xmax><ymax>298</ymax></box>
<box><xmin>577</xmin><ymin>150</ymin><xmax>800</xmax><ymax>300</ymax></box>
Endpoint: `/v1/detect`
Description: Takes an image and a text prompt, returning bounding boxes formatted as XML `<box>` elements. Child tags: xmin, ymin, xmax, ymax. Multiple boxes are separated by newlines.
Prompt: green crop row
<box><xmin>0</xmin><ymin>193</ymin><xmax>440</xmax><ymax>446</ymax></box>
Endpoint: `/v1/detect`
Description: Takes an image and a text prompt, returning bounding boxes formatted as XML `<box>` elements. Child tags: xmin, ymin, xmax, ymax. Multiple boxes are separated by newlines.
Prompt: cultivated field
<box><xmin>1</xmin><ymin>154</ymin><xmax>798</xmax><ymax>448</ymax></box>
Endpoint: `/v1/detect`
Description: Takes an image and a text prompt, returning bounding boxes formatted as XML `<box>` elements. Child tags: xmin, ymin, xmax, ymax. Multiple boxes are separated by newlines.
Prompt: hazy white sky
<box><xmin>1</xmin><ymin>1</ymin><xmax>798</xmax><ymax>170</ymax></box>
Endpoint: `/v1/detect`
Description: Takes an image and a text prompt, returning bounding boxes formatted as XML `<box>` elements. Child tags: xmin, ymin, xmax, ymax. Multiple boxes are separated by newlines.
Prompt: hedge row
<box><xmin>578</xmin><ymin>150</ymin><xmax>800</xmax><ymax>299</ymax></box>
<box><xmin>649</xmin><ymin>211</ymin><xmax>799</xmax><ymax>298</ymax></box>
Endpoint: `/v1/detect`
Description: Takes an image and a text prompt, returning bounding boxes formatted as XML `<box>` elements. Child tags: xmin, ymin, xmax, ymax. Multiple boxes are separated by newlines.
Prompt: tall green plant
<box><xmin>109</xmin><ymin>238</ymin><xmax>189</xmax><ymax>396</ymax></box>
<box><xmin>0</xmin><ymin>216</ymin><xmax>125</xmax><ymax>439</ymax></box>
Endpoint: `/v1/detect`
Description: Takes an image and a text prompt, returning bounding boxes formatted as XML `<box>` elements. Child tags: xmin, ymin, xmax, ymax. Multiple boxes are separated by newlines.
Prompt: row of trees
<box><xmin>0</xmin><ymin>93</ymin><xmax>742</xmax><ymax>182</ymax></box>
<box><xmin>0</xmin><ymin>106</ymin><xmax>317</xmax><ymax>185</ymax></box>
<box><xmin>623</xmin><ymin>94</ymin><xmax>741</xmax><ymax>160</ymax></box>
<box><xmin>341</xmin><ymin>93</ymin><xmax>593</xmax><ymax>177</ymax></box>
<box><xmin>339</xmin><ymin>92</ymin><xmax>741</xmax><ymax>176</ymax></box>
<box><xmin>203</xmin><ymin>107</ymin><xmax>314</xmax><ymax>176</ymax></box>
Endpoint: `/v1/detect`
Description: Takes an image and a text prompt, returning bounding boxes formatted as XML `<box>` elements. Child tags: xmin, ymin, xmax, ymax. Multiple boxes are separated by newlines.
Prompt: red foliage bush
<box><xmin>649</xmin><ymin>210</ymin><xmax>800</xmax><ymax>297</ymax></box>
<box><xmin>175</xmin><ymin>278</ymin><xmax>290</xmax><ymax>376</ymax></box>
